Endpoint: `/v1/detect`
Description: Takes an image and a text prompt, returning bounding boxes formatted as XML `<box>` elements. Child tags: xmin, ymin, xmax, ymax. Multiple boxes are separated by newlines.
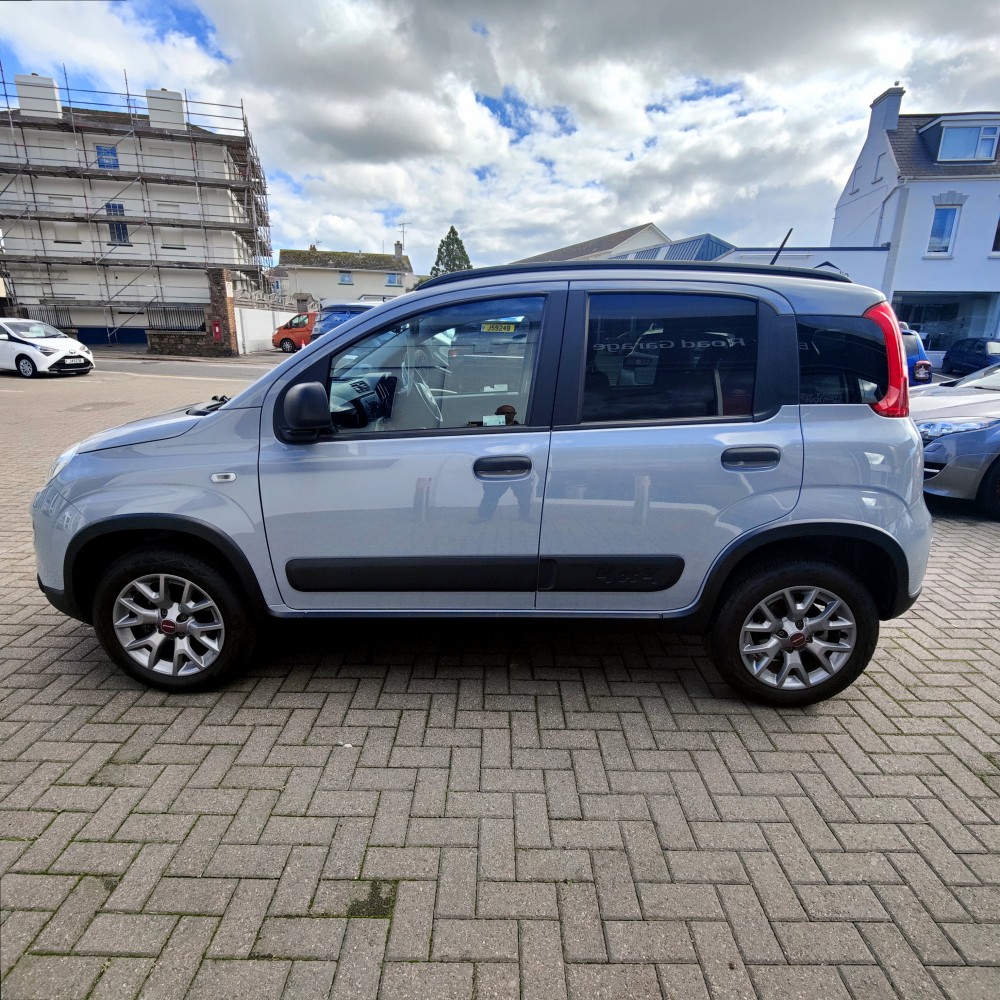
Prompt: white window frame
<box><xmin>386</xmin><ymin>273</ymin><xmax>403</xmax><ymax>287</ymax></box>
<box><xmin>938</xmin><ymin>125</ymin><xmax>999</xmax><ymax>162</ymax></box>
<box><xmin>872</xmin><ymin>152</ymin><xmax>886</xmax><ymax>183</ymax></box>
<box><xmin>926</xmin><ymin>205</ymin><xmax>960</xmax><ymax>256</ymax></box>
<box><xmin>848</xmin><ymin>165</ymin><xmax>861</xmax><ymax>194</ymax></box>
<box><xmin>339</xmin><ymin>271</ymin><xmax>353</xmax><ymax>284</ymax></box>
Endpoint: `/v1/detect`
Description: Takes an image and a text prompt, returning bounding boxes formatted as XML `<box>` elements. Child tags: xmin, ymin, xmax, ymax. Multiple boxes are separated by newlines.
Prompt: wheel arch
<box><xmin>64</xmin><ymin>515</ymin><xmax>268</xmax><ymax>624</ymax></box>
<box><xmin>695</xmin><ymin>522</ymin><xmax>912</xmax><ymax>627</ymax></box>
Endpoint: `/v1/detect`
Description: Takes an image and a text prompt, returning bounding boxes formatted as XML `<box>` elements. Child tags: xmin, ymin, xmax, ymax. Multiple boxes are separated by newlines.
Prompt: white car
<box><xmin>0</xmin><ymin>319</ymin><xmax>94</xmax><ymax>378</ymax></box>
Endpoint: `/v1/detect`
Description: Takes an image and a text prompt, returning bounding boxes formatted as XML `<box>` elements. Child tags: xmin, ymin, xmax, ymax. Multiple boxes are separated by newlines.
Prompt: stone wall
<box><xmin>147</xmin><ymin>267</ymin><xmax>239</xmax><ymax>356</ymax></box>
<box><xmin>146</xmin><ymin>330</ymin><xmax>235</xmax><ymax>357</ymax></box>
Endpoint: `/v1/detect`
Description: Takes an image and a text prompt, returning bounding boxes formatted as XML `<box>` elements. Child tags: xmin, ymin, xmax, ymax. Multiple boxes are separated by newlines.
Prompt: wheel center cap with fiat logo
<box><xmin>159</xmin><ymin>619</ymin><xmax>178</xmax><ymax>635</ymax></box>
<box><xmin>789</xmin><ymin>632</ymin><xmax>808</xmax><ymax>649</ymax></box>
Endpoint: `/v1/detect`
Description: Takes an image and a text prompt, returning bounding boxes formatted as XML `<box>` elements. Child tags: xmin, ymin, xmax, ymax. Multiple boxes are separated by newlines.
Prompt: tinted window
<box><xmin>900</xmin><ymin>333</ymin><xmax>920</xmax><ymax>359</ymax></box>
<box><xmin>797</xmin><ymin>316</ymin><xmax>888</xmax><ymax>405</ymax></box>
<box><xmin>325</xmin><ymin>296</ymin><xmax>545</xmax><ymax>433</ymax></box>
<box><xmin>581</xmin><ymin>293</ymin><xmax>757</xmax><ymax>423</ymax></box>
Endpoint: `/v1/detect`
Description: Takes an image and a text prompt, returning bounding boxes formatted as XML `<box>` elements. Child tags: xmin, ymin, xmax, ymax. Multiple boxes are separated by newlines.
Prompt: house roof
<box><xmin>511</xmin><ymin>223</ymin><xmax>668</xmax><ymax>263</ymax></box>
<box><xmin>889</xmin><ymin>113</ymin><xmax>1000</xmax><ymax>179</ymax></box>
<box><xmin>609</xmin><ymin>233</ymin><xmax>735</xmax><ymax>262</ymax></box>
<box><xmin>279</xmin><ymin>249</ymin><xmax>413</xmax><ymax>272</ymax></box>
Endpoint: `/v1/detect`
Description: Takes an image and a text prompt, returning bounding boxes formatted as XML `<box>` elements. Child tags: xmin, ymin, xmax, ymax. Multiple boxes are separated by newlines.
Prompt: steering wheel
<box><xmin>404</xmin><ymin>361</ymin><xmax>443</xmax><ymax>425</ymax></box>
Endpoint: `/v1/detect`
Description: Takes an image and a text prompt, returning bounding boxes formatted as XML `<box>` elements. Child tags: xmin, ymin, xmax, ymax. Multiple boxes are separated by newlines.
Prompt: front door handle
<box><xmin>721</xmin><ymin>446</ymin><xmax>781</xmax><ymax>470</ymax></box>
<box><xmin>474</xmin><ymin>455</ymin><xmax>532</xmax><ymax>478</ymax></box>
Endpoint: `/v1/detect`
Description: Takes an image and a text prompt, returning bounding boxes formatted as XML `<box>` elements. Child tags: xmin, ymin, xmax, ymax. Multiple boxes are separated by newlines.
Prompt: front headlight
<box><xmin>916</xmin><ymin>417</ymin><xmax>1000</xmax><ymax>440</ymax></box>
<box><xmin>37</xmin><ymin>345</ymin><xmax>57</xmax><ymax>356</ymax></box>
<box><xmin>48</xmin><ymin>444</ymin><xmax>79</xmax><ymax>481</ymax></box>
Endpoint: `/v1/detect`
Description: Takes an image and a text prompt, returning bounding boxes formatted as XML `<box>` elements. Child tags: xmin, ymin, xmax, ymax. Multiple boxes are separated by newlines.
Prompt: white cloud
<box><xmin>2</xmin><ymin>0</ymin><xmax>998</xmax><ymax>271</ymax></box>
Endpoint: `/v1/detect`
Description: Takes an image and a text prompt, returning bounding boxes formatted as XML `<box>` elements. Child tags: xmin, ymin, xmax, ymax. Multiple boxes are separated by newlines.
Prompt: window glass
<box><xmin>582</xmin><ymin>293</ymin><xmax>757</xmax><ymax>423</ymax></box>
<box><xmin>325</xmin><ymin>297</ymin><xmax>545</xmax><ymax>433</ymax></box>
<box><xmin>927</xmin><ymin>207</ymin><xmax>958</xmax><ymax>253</ymax></box>
<box><xmin>339</xmin><ymin>272</ymin><xmax>353</xmax><ymax>284</ymax></box>
<box><xmin>797</xmin><ymin>317</ymin><xmax>889</xmax><ymax>405</ymax></box>
<box><xmin>993</xmin><ymin>218</ymin><xmax>1000</xmax><ymax>254</ymax></box>
<box><xmin>95</xmin><ymin>144</ymin><xmax>119</xmax><ymax>169</ymax></box>
<box><xmin>939</xmin><ymin>125</ymin><xmax>998</xmax><ymax>161</ymax></box>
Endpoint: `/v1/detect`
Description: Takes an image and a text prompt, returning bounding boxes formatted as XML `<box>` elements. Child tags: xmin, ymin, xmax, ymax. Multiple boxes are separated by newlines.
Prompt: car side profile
<box><xmin>0</xmin><ymin>319</ymin><xmax>94</xmax><ymax>378</ymax></box>
<box><xmin>941</xmin><ymin>337</ymin><xmax>1000</xmax><ymax>376</ymax></box>
<box><xmin>33</xmin><ymin>261</ymin><xmax>931</xmax><ymax>706</ymax></box>
<box><xmin>271</xmin><ymin>312</ymin><xmax>318</xmax><ymax>353</ymax></box>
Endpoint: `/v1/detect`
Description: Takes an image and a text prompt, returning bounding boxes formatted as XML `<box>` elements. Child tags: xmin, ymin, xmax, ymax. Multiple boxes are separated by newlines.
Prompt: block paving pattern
<box><xmin>1</xmin><ymin>372</ymin><xmax>999</xmax><ymax>998</ymax></box>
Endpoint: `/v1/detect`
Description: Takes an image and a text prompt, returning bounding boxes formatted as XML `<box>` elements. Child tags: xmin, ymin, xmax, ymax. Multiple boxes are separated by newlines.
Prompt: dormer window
<box><xmin>938</xmin><ymin>125</ymin><xmax>998</xmax><ymax>161</ymax></box>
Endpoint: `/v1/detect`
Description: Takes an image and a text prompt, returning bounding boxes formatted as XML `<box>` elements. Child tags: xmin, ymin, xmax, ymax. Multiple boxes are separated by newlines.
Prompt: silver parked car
<box><xmin>33</xmin><ymin>261</ymin><xmax>931</xmax><ymax>706</ymax></box>
<box><xmin>911</xmin><ymin>363</ymin><xmax>1000</xmax><ymax>518</ymax></box>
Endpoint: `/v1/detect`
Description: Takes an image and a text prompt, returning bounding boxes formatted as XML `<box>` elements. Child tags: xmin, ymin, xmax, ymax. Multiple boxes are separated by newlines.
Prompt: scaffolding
<box><xmin>0</xmin><ymin>64</ymin><xmax>271</xmax><ymax>341</ymax></box>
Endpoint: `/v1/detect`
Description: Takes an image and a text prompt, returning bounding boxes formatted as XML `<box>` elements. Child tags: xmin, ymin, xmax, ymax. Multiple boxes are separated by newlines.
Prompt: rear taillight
<box><xmin>864</xmin><ymin>301</ymin><xmax>909</xmax><ymax>417</ymax></box>
<box><xmin>914</xmin><ymin>360</ymin><xmax>933</xmax><ymax>382</ymax></box>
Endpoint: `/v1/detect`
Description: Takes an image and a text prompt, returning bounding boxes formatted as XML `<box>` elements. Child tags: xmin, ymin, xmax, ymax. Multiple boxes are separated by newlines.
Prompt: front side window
<box><xmin>939</xmin><ymin>125</ymin><xmax>999</xmax><ymax>161</ymax></box>
<box><xmin>927</xmin><ymin>207</ymin><xmax>958</xmax><ymax>254</ymax></box>
<box><xmin>325</xmin><ymin>296</ymin><xmax>545</xmax><ymax>434</ymax></box>
<box><xmin>95</xmin><ymin>144</ymin><xmax>119</xmax><ymax>169</ymax></box>
<box><xmin>581</xmin><ymin>293</ymin><xmax>758</xmax><ymax>423</ymax></box>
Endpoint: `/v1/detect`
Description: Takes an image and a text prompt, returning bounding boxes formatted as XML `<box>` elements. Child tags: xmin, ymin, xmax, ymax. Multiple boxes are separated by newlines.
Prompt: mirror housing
<box><xmin>282</xmin><ymin>382</ymin><xmax>331</xmax><ymax>442</ymax></box>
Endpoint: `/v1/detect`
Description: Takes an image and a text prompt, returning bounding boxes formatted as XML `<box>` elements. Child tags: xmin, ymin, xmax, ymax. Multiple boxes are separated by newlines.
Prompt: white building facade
<box><xmin>0</xmin><ymin>72</ymin><xmax>270</xmax><ymax>345</ymax></box>
<box><xmin>275</xmin><ymin>246</ymin><xmax>417</xmax><ymax>308</ymax></box>
<box><xmin>832</xmin><ymin>87</ymin><xmax>1000</xmax><ymax>350</ymax></box>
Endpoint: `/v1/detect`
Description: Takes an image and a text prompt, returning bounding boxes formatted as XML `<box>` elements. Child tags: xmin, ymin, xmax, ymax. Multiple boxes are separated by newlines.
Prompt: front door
<box><xmin>537</xmin><ymin>285</ymin><xmax>804</xmax><ymax>614</ymax></box>
<box><xmin>259</xmin><ymin>289</ymin><xmax>566</xmax><ymax>612</ymax></box>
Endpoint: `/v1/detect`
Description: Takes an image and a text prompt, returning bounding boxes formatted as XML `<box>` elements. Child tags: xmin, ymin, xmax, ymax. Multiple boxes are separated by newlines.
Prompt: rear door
<box><xmin>537</xmin><ymin>281</ymin><xmax>803</xmax><ymax>614</ymax></box>
<box><xmin>259</xmin><ymin>285</ymin><xmax>566</xmax><ymax>612</ymax></box>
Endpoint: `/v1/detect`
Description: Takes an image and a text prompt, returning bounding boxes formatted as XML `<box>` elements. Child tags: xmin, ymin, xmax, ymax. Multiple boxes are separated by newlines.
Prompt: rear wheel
<box><xmin>16</xmin><ymin>355</ymin><xmax>37</xmax><ymax>378</ymax></box>
<box><xmin>978</xmin><ymin>459</ymin><xmax>1000</xmax><ymax>519</ymax></box>
<box><xmin>279</xmin><ymin>338</ymin><xmax>296</xmax><ymax>353</ymax></box>
<box><xmin>708</xmin><ymin>560</ymin><xmax>878</xmax><ymax>707</ymax></box>
<box><xmin>93</xmin><ymin>549</ymin><xmax>256</xmax><ymax>691</ymax></box>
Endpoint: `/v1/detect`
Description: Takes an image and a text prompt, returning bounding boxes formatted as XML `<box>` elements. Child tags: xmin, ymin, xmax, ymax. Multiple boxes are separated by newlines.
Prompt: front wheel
<box><xmin>16</xmin><ymin>355</ymin><xmax>38</xmax><ymax>378</ymax></box>
<box><xmin>708</xmin><ymin>560</ymin><xmax>878</xmax><ymax>706</ymax></box>
<box><xmin>279</xmin><ymin>338</ymin><xmax>296</xmax><ymax>353</ymax></box>
<box><xmin>93</xmin><ymin>549</ymin><xmax>256</xmax><ymax>691</ymax></box>
<box><xmin>978</xmin><ymin>459</ymin><xmax>1000</xmax><ymax>520</ymax></box>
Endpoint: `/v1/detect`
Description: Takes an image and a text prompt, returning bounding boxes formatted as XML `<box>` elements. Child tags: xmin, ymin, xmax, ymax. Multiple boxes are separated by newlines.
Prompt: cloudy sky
<box><xmin>2</xmin><ymin>1</ymin><xmax>998</xmax><ymax>273</ymax></box>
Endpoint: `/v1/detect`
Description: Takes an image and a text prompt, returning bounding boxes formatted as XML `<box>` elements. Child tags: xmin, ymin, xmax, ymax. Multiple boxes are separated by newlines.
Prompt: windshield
<box><xmin>3</xmin><ymin>320</ymin><xmax>68</xmax><ymax>340</ymax></box>
<box><xmin>955</xmin><ymin>364</ymin><xmax>1000</xmax><ymax>391</ymax></box>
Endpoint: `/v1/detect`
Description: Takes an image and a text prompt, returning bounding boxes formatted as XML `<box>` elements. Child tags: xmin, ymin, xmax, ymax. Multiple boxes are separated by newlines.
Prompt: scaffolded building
<box><xmin>0</xmin><ymin>67</ymin><xmax>271</xmax><ymax>344</ymax></box>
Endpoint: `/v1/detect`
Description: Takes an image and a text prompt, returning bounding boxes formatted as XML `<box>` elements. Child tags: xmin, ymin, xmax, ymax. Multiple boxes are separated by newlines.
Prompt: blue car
<box><xmin>899</xmin><ymin>323</ymin><xmax>932</xmax><ymax>386</ymax></box>
<box><xmin>941</xmin><ymin>337</ymin><xmax>1000</xmax><ymax>377</ymax></box>
<box><xmin>310</xmin><ymin>302</ymin><xmax>375</xmax><ymax>343</ymax></box>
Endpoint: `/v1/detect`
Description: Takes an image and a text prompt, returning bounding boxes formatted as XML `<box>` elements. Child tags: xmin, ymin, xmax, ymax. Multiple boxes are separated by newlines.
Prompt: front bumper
<box><xmin>923</xmin><ymin>435</ymin><xmax>995</xmax><ymax>501</ymax></box>
<box><xmin>46</xmin><ymin>356</ymin><xmax>94</xmax><ymax>374</ymax></box>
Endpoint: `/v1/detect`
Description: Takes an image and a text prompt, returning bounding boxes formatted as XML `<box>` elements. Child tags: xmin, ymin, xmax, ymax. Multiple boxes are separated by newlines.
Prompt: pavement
<box><xmin>2</xmin><ymin>367</ymin><xmax>999</xmax><ymax>1000</ymax></box>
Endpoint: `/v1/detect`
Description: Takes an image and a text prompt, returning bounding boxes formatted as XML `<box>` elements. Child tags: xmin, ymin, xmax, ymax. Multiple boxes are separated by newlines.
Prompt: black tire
<box><xmin>707</xmin><ymin>560</ymin><xmax>879</xmax><ymax>707</ymax></box>
<box><xmin>16</xmin><ymin>355</ymin><xmax>37</xmax><ymax>379</ymax></box>
<box><xmin>977</xmin><ymin>458</ymin><xmax>1000</xmax><ymax>520</ymax></box>
<box><xmin>279</xmin><ymin>338</ymin><xmax>296</xmax><ymax>353</ymax></box>
<box><xmin>92</xmin><ymin>548</ymin><xmax>256</xmax><ymax>692</ymax></box>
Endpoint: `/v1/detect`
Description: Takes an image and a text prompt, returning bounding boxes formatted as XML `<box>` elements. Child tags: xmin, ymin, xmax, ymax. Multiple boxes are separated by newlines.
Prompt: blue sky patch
<box><xmin>679</xmin><ymin>78</ymin><xmax>740</xmax><ymax>102</ymax></box>
<box><xmin>473</xmin><ymin>165</ymin><xmax>494</xmax><ymax>182</ymax></box>
<box><xmin>550</xmin><ymin>106</ymin><xmax>576</xmax><ymax>136</ymax></box>
<box><xmin>131</xmin><ymin>0</ymin><xmax>230</xmax><ymax>60</ymax></box>
<box><xmin>645</xmin><ymin>102</ymin><xmax>669</xmax><ymax>115</ymax></box>
<box><xmin>471</xmin><ymin>20</ymin><xmax>489</xmax><ymax>37</ymax></box>
<box><xmin>271</xmin><ymin>170</ymin><xmax>303</xmax><ymax>195</ymax></box>
<box><xmin>475</xmin><ymin>87</ymin><xmax>533</xmax><ymax>141</ymax></box>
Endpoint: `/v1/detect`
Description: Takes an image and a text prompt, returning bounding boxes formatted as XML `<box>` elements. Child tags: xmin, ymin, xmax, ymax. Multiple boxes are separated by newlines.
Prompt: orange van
<box><xmin>272</xmin><ymin>312</ymin><xmax>317</xmax><ymax>352</ymax></box>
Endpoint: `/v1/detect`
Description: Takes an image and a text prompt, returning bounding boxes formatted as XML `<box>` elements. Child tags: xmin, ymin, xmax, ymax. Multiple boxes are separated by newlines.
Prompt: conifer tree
<box><xmin>429</xmin><ymin>225</ymin><xmax>472</xmax><ymax>276</ymax></box>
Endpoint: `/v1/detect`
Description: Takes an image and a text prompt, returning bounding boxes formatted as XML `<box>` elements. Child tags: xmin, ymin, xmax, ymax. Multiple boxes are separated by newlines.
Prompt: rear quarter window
<box><xmin>797</xmin><ymin>316</ymin><xmax>889</xmax><ymax>405</ymax></box>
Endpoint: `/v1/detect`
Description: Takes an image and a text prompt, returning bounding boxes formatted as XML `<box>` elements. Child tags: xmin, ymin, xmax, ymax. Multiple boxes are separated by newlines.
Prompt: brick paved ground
<box><xmin>1</xmin><ymin>370</ymin><xmax>999</xmax><ymax>999</ymax></box>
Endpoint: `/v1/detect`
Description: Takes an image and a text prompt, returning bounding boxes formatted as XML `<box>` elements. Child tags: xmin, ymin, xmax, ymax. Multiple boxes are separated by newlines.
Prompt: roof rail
<box><xmin>419</xmin><ymin>259</ymin><xmax>853</xmax><ymax>290</ymax></box>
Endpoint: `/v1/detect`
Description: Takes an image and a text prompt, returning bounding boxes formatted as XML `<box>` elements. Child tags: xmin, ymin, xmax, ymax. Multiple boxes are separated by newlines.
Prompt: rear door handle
<box><xmin>474</xmin><ymin>455</ymin><xmax>532</xmax><ymax>478</ymax></box>
<box><xmin>721</xmin><ymin>446</ymin><xmax>781</xmax><ymax>470</ymax></box>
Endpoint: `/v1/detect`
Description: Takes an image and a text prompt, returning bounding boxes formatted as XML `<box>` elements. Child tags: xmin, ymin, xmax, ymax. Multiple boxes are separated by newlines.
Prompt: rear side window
<box><xmin>797</xmin><ymin>316</ymin><xmax>889</xmax><ymax>405</ymax></box>
<box><xmin>582</xmin><ymin>293</ymin><xmax>758</xmax><ymax>423</ymax></box>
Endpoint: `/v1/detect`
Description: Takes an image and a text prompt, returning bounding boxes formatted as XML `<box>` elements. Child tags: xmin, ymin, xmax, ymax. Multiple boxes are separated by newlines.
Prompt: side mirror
<box><xmin>282</xmin><ymin>382</ymin><xmax>331</xmax><ymax>442</ymax></box>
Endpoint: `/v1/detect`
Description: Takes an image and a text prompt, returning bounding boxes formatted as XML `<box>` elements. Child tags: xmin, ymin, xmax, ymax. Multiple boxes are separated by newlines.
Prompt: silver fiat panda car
<box><xmin>33</xmin><ymin>261</ymin><xmax>932</xmax><ymax>706</ymax></box>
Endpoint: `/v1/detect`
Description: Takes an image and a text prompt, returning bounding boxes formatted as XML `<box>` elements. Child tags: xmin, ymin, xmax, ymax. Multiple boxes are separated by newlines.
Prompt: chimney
<box><xmin>308</xmin><ymin>244</ymin><xmax>317</xmax><ymax>252</ymax></box>
<box><xmin>868</xmin><ymin>85</ymin><xmax>905</xmax><ymax>135</ymax></box>
<box><xmin>145</xmin><ymin>88</ymin><xmax>185</xmax><ymax>130</ymax></box>
<box><xmin>394</xmin><ymin>241</ymin><xmax>403</xmax><ymax>260</ymax></box>
<box><xmin>14</xmin><ymin>74</ymin><xmax>62</xmax><ymax>120</ymax></box>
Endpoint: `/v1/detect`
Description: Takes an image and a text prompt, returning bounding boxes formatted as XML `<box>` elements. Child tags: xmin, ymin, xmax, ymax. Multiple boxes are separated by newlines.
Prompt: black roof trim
<box><xmin>419</xmin><ymin>260</ymin><xmax>853</xmax><ymax>291</ymax></box>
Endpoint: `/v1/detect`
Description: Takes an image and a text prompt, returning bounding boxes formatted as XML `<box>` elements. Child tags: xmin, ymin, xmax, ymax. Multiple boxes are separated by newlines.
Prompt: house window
<box><xmin>993</xmin><ymin>218</ymin><xmax>1000</xmax><ymax>254</ymax></box>
<box><xmin>105</xmin><ymin>202</ymin><xmax>130</xmax><ymax>245</ymax></box>
<box><xmin>927</xmin><ymin>207</ymin><xmax>958</xmax><ymax>254</ymax></box>
<box><xmin>848</xmin><ymin>166</ymin><xmax>861</xmax><ymax>194</ymax></box>
<box><xmin>95</xmin><ymin>144</ymin><xmax>119</xmax><ymax>169</ymax></box>
<box><xmin>938</xmin><ymin>125</ymin><xmax>999</xmax><ymax>161</ymax></box>
<box><xmin>339</xmin><ymin>272</ymin><xmax>353</xmax><ymax>284</ymax></box>
<box><xmin>386</xmin><ymin>273</ymin><xmax>403</xmax><ymax>286</ymax></box>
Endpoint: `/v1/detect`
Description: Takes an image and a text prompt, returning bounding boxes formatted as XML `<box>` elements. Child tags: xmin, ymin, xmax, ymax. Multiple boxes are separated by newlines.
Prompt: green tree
<box><xmin>429</xmin><ymin>225</ymin><xmax>472</xmax><ymax>277</ymax></box>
